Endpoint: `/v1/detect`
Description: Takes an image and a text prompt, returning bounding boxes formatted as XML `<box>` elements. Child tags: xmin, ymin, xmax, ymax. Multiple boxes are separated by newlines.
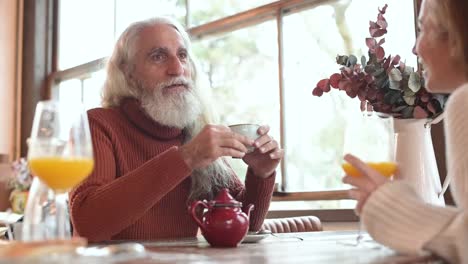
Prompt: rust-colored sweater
<box><xmin>69</xmin><ymin>98</ymin><xmax>275</xmax><ymax>242</ymax></box>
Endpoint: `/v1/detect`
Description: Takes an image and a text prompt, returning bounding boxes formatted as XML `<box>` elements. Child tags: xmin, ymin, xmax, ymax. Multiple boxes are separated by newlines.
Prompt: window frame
<box><xmin>22</xmin><ymin>0</ymin><xmax>432</xmax><ymax>220</ymax></box>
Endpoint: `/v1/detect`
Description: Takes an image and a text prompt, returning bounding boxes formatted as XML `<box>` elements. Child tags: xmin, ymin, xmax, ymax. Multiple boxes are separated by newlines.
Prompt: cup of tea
<box><xmin>228</xmin><ymin>124</ymin><xmax>260</xmax><ymax>153</ymax></box>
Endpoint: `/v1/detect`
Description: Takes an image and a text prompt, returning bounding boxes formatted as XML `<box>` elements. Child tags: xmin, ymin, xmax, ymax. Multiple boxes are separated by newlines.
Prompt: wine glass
<box><xmin>341</xmin><ymin>111</ymin><xmax>396</xmax><ymax>246</ymax></box>
<box><xmin>27</xmin><ymin>100</ymin><xmax>94</xmax><ymax>240</ymax></box>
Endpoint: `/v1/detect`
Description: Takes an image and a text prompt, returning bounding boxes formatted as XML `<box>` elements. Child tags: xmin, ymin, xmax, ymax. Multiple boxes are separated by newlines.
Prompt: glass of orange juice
<box><xmin>27</xmin><ymin>100</ymin><xmax>94</xmax><ymax>240</ymax></box>
<box><xmin>342</xmin><ymin>111</ymin><xmax>396</xmax><ymax>245</ymax></box>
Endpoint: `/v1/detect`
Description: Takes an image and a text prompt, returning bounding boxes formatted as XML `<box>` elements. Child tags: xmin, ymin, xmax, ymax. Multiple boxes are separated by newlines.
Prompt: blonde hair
<box><xmin>427</xmin><ymin>0</ymin><xmax>468</xmax><ymax>76</ymax></box>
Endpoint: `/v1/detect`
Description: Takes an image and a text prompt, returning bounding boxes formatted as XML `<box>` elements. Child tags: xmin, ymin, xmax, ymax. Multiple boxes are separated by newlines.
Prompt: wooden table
<box><xmin>4</xmin><ymin>230</ymin><xmax>443</xmax><ymax>263</ymax></box>
<box><xmin>112</xmin><ymin>230</ymin><xmax>442</xmax><ymax>264</ymax></box>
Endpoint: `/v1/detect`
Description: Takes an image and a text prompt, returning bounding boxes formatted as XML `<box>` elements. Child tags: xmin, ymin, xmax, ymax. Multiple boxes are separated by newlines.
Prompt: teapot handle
<box><xmin>189</xmin><ymin>201</ymin><xmax>208</xmax><ymax>233</ymax></box>
<box><xmin>244</xmin><ymin>204</ymin><xmax>254</xmax><ymax>218</ymax></box>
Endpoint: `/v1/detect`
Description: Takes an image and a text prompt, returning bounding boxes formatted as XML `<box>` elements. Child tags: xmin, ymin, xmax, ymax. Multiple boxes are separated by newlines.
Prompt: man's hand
<box><xmin>242</xmin><ymin>125</ymin><xmax>284</xmax><ymax>178</ymax></box>
<box><xmin>178</xmin><ymin>125</ymin><xmax>253</xmax><ymax>170</ymax></box>
<box><xmin>342</xmin><ymin>154</ymin><xmax>390</xmax><ymax>214</ymax></box>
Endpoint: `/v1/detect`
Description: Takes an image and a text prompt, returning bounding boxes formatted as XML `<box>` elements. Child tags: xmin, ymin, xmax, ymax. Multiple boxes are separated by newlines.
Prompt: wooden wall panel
<box><xmin>21</xmin><ymin>0</ymin><xmax>56</xmax><ymax>157</ymax></box>
<box><xmin>0</xmin><ymin>0</ymin><xmax>22</xmax><ymax>160</ymax></box>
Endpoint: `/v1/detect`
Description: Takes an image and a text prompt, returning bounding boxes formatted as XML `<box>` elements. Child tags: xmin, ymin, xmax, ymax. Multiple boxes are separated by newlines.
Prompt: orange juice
<box><xmin>342</xmin><ymin>162</ymin><xmax>397</xmax><ymax>178</ymax></box>
<box><xmin>29</xmin><ymin>157</ymin><xmax>94</xmax><ymax>192</ymax></box>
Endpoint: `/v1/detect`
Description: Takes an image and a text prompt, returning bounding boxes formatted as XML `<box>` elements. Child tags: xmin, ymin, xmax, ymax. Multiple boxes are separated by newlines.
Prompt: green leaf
<box><xmin>372</xmin><ymin>68</ymin><xmax>385</xmax><ymax>77</ymax></box>
<box><xmin>401</xmin><ymin>106</ymin><xmax>414</xmax><ymax>118</ymax></box>
<box><xmin>384</xmin><ymin>90</ymin><xmax>401</xmax><ymax>105</ymax></box>
<box><xmin>376</xmin><ymin>76</ymin><xmax>389</xmax><ymax>89</ymax></box>
<box><xmin>408</xmin><ymin>72</ymin><xmax>422</xmax><ymax>92</ymax></box>
<box><xmin>336</xmin><ymin>55</ymin><xmax>349</xmax><ymax>66</ymax></box>
<box><xmin>361</xmin><ymin>55</ymin><xmax>367</xmax><ymax>67</ymax></box>
<box><xmin>404</xmin><ymin>66</ymin><xmax>414</xmax><ymax>75</ymax></box>
<box><xmin>404</xmin><ymin>88</ymin><xmax>416</xmax><ymax>96</ymax></box>
<box><xmin>403</xmin><ymin>95</ymin><xmax>416</xmax><ymax>105</ymax></box>
<box><xmin>348</xmin><ymin>55</ymin><xmax>358</xmax><ymax>66</ymax></box>
<box><xmin>389</xmin><ymin>80</ymin><xmax>401</xmax><ymax>90</ymax></box>
<box><xmin>389</xmin><ymin>68</ymin><xmax>403</xmax><ymax>81</ymax></box>
<box><xmin>393</xmin><ymin>105</ymin><xmax>407</xmax><ymax>112</ymax></box>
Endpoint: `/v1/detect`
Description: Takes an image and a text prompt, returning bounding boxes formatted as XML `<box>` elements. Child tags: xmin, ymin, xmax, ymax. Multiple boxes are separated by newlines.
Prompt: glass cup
<box><xmin>342</xmin><ymin>111</ymin><xmax>396</xmax><ymax>246</ymax></box>
<box><xmin>26</xmin><ymin>100</ymin><xmax>94</xmax><ymax>240</ymax></box>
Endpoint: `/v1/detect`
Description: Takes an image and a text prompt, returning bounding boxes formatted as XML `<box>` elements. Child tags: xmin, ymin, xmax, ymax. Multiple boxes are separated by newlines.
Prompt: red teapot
<box><xmin>189</xmin><ymin>188</ymin><xmax>254</xmax><ymax>247</ymax></box>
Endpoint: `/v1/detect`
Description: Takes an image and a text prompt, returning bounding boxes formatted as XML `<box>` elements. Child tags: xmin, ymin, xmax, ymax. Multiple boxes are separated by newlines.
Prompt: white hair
<box><xmin>101</xmin><ymin>17</ymin><xmax>234</xmax><ymax>201</ymax></box>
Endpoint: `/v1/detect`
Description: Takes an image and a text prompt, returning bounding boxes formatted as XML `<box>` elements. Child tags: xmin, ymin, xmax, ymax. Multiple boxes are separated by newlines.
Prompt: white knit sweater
<box><xmin>362</xmin><ymin>83</ymin><xmax>468</xmax><ymax>264</ymax></box>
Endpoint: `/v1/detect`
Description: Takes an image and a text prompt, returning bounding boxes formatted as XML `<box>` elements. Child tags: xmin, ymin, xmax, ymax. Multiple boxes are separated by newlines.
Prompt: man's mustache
<box><xmin>158</xmin><ymin>77</ymin><xmax>193</xmax><ymax>90</ymax></box>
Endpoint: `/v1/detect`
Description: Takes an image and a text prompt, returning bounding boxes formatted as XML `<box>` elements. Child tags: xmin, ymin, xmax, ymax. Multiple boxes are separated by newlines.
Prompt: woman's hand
<box><xmin>242</xmin><ymin>125</ymin><xmax>284</xmax><ymax>178</ymax></box>
<box><xmin>342</xmin><ymin>154</ymin><xmax>391</xmax><ymax>214</ymax></box>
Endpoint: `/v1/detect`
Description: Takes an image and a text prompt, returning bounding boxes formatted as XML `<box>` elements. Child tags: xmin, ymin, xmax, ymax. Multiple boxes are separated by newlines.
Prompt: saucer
<box><xmin>242</xmin><ymin>231</ymin><xmax>271</xmax><ymax>243</ymax></box>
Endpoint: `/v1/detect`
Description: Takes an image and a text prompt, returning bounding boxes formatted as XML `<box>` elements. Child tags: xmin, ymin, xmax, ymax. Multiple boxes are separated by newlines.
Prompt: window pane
<box><xmin>189</xmin><ymin>0</ymin><xmax>275</xmax><ymax>27</ymax></box>
<box><xmin>58</xmin><ymin>0</ymin><xmax>115</xmax><ymax>69</ymax></box>
<box><xmin>55</xmin><ymin>79</ymin><xmax>82</xmax><ymax>105</ymax></box>
<box><xmin>59</xmin><ymin>0</ymin><xmax>186</xmax><ymax>70</ymax></box>
<box><xmin>83</xmin><ymin>70</ymin><xmax>106</xmax><ymax>110</ymax></box>
<box><xmin>54</xmin><ymin>70</ymin><xmax>105</xmax><ymax>110</ymax></box>
<box><xmin>282</xmin><ymin>1</ymin><xmax>416</xmax><ymax>191</ymax></box>
<box><xmin>270</xmin><ymin>200</ymin><xmax>356</xmax><ymax>210</ymax></box>
<box><xmin>192</xmin><ymin>21</ymin><xmax>280</xmax><ymax>181</ymax></box>
<box><xmin>115</xmin><ymin>0</ymin><xmax>186</xmax><ymax>37</ymax></box>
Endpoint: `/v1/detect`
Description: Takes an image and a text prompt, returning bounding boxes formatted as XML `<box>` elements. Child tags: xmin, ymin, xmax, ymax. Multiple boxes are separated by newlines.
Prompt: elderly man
<box><xmin>69</xmin><ymin>17</ymin><xmax>283</xmax><ymax>242</ymax></box>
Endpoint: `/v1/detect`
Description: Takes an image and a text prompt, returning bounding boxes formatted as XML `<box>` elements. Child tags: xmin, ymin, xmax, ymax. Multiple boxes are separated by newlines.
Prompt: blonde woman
<box><xmin>343</xmin><ymin>0</ymin><xmax>468</xmax><ymax>262</ymax></box>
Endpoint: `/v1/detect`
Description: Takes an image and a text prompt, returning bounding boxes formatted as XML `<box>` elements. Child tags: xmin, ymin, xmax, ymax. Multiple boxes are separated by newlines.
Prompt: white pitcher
<box><xmin>393</xmin><ymin>117</ymin><xmax>445</xmax><ymax>205</ymax></box>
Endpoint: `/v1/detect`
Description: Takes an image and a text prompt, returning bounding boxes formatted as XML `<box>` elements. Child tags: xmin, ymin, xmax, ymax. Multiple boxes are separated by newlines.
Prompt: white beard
<box><xmin>138</xmin><ymin>77</ymin><xmax>202</xmax><ymax>129</ymax></box>
<box><xmin>135</xmin><ymin>77</ymin><xmax>234</xmax><ymax>201</ymax></box>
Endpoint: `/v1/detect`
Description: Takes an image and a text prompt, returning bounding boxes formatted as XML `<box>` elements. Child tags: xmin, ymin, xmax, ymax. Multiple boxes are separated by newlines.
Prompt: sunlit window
<box><xmin>192</xmin><ymin>20</ymin><xmax>280</xmax><ymax>181</ymax></box>
<box><xmin>189</xmin><ymin>0</ymin><xmax>275</xmax><ymax>27</ymax></box>
<box><xmin>54</xmin><ymin>0</ymin><xmax>416</xmax><ymax>209</ymax></box>
<box><xmin>282</xmin><ymin>0</ymin><xmax>415</xmax><ymax>192</ymax></box>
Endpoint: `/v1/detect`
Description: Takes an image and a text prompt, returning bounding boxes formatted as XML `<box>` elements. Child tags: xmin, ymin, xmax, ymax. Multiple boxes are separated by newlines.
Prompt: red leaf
<box><xmin>371</xmin><ymin>29</ymin><xmax>387</xmax><ymax>38</ymax></box>
<box><xmin>377</xmin><ymin>14</ymin><xmax>388</xmax><ymax>29</ymax></box>
<box><xmin>391</xmin><ymin>55</ymin><xmax>401</xmax><ymax>66</ymax></box>
<box><xmin>381</xmin><ymin>104</ymin><xmax>391</xmax><ymax>113</ymax></box>
<box><xmin>346</xmin><ymin>89</ymin><xmax>358</xmax><ymax>98</ymax></box>
<box><xmin>358</xmin><ymin>89</ymin><xmax>367</xmax><ymax>101</ymax></box>
<box><xmin>360</xmin><ymin>101</ymin><xmax>374</xmax><ymax>112</ymax></box>
<box><xmin>379</xmin><ymin>4</ymin><xmax>388</xmax><ymax>15</ymax></box>
<box><xmin>399</xmin><ymin>61</ymin><xmax>406</xmax><ymax>72</ymax></box>
<box><xmin>312</xmin><ymin>87</ymin><xmax>323</xmax><ymax>97</ymax></box>
<box><xmin>366</xmin><ymin>38</ymin><xmax>377</xmax><ymax>49</ymax></box>
<box><xmin>369</xmin><ymin>21</ymin><xmax>379</xmax><ymax>29</ymax></box>
<box><xmin>330</xmin><ymin>73</ymin><xmax>342</xmax><ymax>88</ymax></box>
<box><xmin>421</xmin><ymin>93</ymin><xmax>430</xmax><ymax>103</ymax></box>
<box><xmin>378</xmin><ymin>38</ymin><xmax>385</xmax><ymax>46</ymax></box>
<box><xmin>354</xmin><ymin>64</ymin><xmax>362</xmax><ymax>73</ymax></box>
<box><xmin>383</xmin><ymin>56</ymin><xmax>391</xmax><ymax>70</ymax></box>
<box><xmin>367</xmin><ymin>88</ymin><xmax>377</xmax><ymax>100</ymax></box>
<box><xmin>317</xmin><ymin>79</ymin><xmax>330</xmax><ymax>91</ymax></box>
<box><xmin>376</xmin><ymin>91</ymin><xmax>385</xmax><ymax>101</ymax></box>
<box><xmin>343</xmin><ymin>67</ymin><xmax>353</xmax><ymax>77</ymax></box>
<box><xmin>414</xmin><ymin>106</ymin><xmax>428</xmax><ymax>118</ymax></box>
<box><xmin>376</xmin><ymin>46</ymin><xmax>385</xmax><ymax>60</ymax></box>
<box><xmin>338</xmin><ymin>80</ymin><xmax>349</xmax><ymax>90</ymax></box>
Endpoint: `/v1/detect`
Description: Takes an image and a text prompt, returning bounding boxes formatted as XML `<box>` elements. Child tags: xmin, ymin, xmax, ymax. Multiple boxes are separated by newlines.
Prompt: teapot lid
<box><xmin>209</xmin><ymin>188</ymin><xmax>242</xmax><ymax>207</ymax></box>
